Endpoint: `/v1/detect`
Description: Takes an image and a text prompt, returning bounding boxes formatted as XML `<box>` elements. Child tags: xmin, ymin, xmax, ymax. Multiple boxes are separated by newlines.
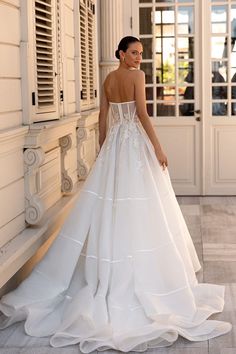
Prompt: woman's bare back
<box><xmin>104</xmin><ymin>68</ymin><xmax>137</xmax><ymax>103</ymax></box>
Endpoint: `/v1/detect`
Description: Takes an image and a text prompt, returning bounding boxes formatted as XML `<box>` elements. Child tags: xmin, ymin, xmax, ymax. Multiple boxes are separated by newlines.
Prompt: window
<box><xmin>79</xmin><ymin>0</ymin><xmax>97</xmax><ymax>110</ymax></box>
<box><xmin>33</xmin><ymin>0</ymin><xmax>62</xmax><ymax>121</ymax></box>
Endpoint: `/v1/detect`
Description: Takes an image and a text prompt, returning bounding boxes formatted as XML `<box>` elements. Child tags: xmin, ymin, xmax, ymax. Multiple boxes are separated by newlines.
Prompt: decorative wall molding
<box><xmin>24</xmin><ymin>147</ymin><xmax>46</xmax><ymax>225</ymax></box>
<box><xmin>24</xmin><ymin>116</ymin><xmax>79</xmax><ymax>147</ymax></box>
<box><xmin>24</xmin><ymin>117</ymin><xmax>79</xmax><ymax>225</ymax></box>
<box><xmin>59</xmin><ymin>134</ymin><xmax>74</xmax><ymax>193</ymax></box>
<box><xmin>77</xmin><ymin>110</ymin><xmax>99</xmax><ymax>180</ymax></box>
<box><xmin>77</xmin><ymin>127</ymin><xmax>90</xmax><ymax>179</ymax></box>
<box><xmin>24</xmin><ymin>147</ymin><xmax>45</xmax><ymax>169</ymax></box>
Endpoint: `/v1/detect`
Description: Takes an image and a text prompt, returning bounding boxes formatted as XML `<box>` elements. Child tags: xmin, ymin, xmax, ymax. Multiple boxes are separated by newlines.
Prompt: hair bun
<box><xmin>115</xmin><ymin>36</ymin><xmax>141</xmax><ymax>61</ymax></box>
<box><xmin>115</xmin><ymin>49</ymin><xmax>120</xmax><ymax>59</ymax></box>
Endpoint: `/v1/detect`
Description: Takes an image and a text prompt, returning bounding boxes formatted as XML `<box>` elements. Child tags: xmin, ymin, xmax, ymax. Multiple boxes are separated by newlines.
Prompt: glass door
<box><xmin>133</xmin><ymin>0</ymin><xmax>236</xmax><ymax>195</ymax></box>
<box><xmin>139</xmin><ymin>0</ymin><xmax>196</xmax><ymax>119</ymax></box>
<box><xmin>205</xmin><ymin>0</ymin><xmax>236</xmax><ymax>194</ymax></box>
<box><xmin>133</xmin><ymin>0</ymin><xmax>201</xmax><ymax>195</ymax></box>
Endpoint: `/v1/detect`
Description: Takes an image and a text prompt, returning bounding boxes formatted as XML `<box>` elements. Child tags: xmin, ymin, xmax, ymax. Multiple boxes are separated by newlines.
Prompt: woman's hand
<box><xmin>155</xmin><ymin>148</ymin><xmax>168</xmax><ymax>170</ymax></box>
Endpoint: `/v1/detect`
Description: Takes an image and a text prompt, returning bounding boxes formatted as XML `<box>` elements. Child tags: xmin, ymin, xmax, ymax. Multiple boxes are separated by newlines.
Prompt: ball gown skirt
<box><xmin>0</xmin><ymin>101</ymin><xmax>232</xmax><ymax>353</ymax></box>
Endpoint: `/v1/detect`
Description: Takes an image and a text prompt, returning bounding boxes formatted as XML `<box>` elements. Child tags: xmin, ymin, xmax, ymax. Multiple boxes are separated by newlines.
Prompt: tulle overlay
<box><xmin>0</xmin><ymin>101</ymin><xmax>231</xmax><ymax>352</ymax></box>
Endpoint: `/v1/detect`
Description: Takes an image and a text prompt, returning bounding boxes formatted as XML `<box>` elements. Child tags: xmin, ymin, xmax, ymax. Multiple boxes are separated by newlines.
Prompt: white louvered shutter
<box><xmin>80</xmin><ymin>1</ymin><xmax>87</xmax><ymax>102</ymax></box>
<box><xmin>79</xmin><ymin>0</ymin><xmax>96</xmax><ymax>110</ymax></box>
<box><xmin>56</xmin><ymin>0</ymin><xmax>64</xmax><ymax>115</ymax></box>
<box><xmin>34</xmin><ymin>0</ymin><xmax>60</xmax><ymax>121</ymax></box>
<box><xmin>88</xmin><ymin>2</ymin><xmax>95</xmax><ymax>102</ymax></box>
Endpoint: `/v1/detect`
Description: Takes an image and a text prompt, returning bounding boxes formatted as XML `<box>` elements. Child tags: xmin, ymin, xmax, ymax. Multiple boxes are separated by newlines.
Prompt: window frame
<box><xmin>75</xmin><ymin>0</ymin><xmax>98</xmax><ymax>112</ymax></box>
<box><xmin>21</xmin><ymin>0</ymin><xmax>62</xmax><ymax>124</ymax></box>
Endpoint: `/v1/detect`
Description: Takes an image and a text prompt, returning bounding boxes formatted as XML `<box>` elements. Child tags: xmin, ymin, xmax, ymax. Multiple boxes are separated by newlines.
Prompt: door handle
<box><xmin>195</xmin><ymin>117</ymin><xmax>201</xmax><ymax>121</ymax></box>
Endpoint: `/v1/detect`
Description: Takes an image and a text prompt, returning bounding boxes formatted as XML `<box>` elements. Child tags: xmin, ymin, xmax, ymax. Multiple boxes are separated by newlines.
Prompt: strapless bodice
<box><xmin>109</xmin><ymin>100</ymin><xmax>139</xmax><ymax>126</ymax></box>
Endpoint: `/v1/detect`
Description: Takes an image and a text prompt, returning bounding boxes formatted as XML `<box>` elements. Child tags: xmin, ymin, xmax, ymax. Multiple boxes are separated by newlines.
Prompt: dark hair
<box><xmin>115</xmin><ymin>36</ymin><xmax>141</xmax><ymax>60</ymax></box>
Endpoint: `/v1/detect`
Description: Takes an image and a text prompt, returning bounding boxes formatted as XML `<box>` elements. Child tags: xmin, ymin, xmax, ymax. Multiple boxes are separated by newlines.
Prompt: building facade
<box><xmin>0</xmin><ymin>0</ymin><xmax>101</xmax><ymax>293</ymax></box>
<box><xmin>1</xmin><ymin>0</ymin><xmax>236</xmax><ymax>292</ymax></box>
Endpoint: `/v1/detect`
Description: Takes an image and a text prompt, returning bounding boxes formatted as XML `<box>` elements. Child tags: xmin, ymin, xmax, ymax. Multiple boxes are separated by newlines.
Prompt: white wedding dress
<box><xmin>0</xmin><ymin>100</ymin><xmax>232</xmax><ymax>352</ymax></box>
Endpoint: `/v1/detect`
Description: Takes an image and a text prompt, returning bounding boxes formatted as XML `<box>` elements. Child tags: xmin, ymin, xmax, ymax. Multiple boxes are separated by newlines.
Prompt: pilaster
<box><xmin>100</xmin><ymin>0</ymin><xmax>123</xmax><ymax>83</ymax></box>
<box><xmin>77</xmin><ymin>110</ymin><xmax>99</xmax><ymax>180</ymax></box>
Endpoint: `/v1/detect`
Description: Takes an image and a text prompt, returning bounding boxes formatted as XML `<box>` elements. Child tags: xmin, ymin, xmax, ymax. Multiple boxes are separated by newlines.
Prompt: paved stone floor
<box><xmin>0</xmin><ymin>196</ymin><xmax>235</xmax><ymax>354</ymax></box>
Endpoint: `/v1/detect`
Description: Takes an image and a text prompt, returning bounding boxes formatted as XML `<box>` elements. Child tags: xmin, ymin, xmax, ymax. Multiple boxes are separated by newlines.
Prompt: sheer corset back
<box><xmin>109</xmin><ymin>100</ymin><xmax>139</xmax><ymax>126</ymax></box>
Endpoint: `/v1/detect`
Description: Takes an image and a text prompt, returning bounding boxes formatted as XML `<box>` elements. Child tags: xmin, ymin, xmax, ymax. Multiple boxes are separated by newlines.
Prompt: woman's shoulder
<box><xmin>126</xmin><ymin>68</ymin><xmax>145</xmax><ymax>76</ymax></box>
<box><xmin>132</xmin><ymin>69</ymin><xmax>145</xmax><ymax>84</ymax></box>
<box><xmin>107</xmin><ymin>68</ymin><xmax>145</xmax><ymax>76</ymax></box>
<box><xmin>103</xmin><ymin>70</ymin><xmax>116</xmax><ymax>84</ymax></box>
<box><xmin>125</xmin><ymin>69</ymin><xmax>145</xmax><ymax>82</ymax></box>
<box><xmin>106</xmin><ymin>68</ymin><xmax>120</xmax><ymax>77</ymax></box>
<box><xmin>103</xmin><ymin>68</ymin><xmax>145</xmax><ymax>86</ymax></box>
<box><xmin>133</xmin><ymin>69</ymin><xmax>145</xmax><ymax>76</ymax></box>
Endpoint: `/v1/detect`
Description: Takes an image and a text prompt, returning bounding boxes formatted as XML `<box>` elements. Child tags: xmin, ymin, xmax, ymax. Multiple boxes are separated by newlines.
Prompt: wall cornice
<box><xmin>25</xmin><ymin>116</ymin><xmax>79</xmax><ymax>148</ymax></box>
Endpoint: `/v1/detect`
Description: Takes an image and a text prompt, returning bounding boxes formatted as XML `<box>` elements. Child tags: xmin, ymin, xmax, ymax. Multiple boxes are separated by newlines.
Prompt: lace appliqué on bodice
<box><xmin>108</xmin><ymin>101</ymin><xmax>137</xmax><ymax>125</ymax></box>
<box><xmin>98</xmin><ymin>101</ymin><xmax>144</xmax><ymax>172</ymax></box>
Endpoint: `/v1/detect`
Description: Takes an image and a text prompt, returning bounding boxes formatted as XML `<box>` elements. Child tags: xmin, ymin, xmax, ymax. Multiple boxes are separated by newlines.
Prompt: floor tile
<box><xmin>0</xmin><ymin>348</ymin><xmax>81</xmax><ymax>354</ymax></box>
<box><xmin>101</xmin><ymin>349</ymin><xmax>208</xmax><ymax>354</ymax></box>
<box><xmin>177</xmin><ymin>196</ymin><xmax>201</xmax><ymax>205</ymax></box>
<box><xmin>180</xmin><ymin>204</ymin><xmax>201</xmax><ymax>216</ymax></box>
<box><xmin>188</xmin><ymin>225</ymin><xmax>202</xmax><ymax>244</ymax></box>
<box><xmin>0</xmin><ymin>322</ymin><xmax>21</xmax><ymax>347</ymax></box>
<box><xmin>201</xmin><ymin>204</ymin><xmax>235</xmax><ymax>216</ymax></box>
<box><xmin>200</xmin><ymin>196</ymin><xmax>229</xmax><ymax>205</ymax></box>
<box><xmin>200</xmin><ymin>214</ymin><xmax>228</xmax><ymax>230</ymax></box>
<box><xmin>203</xmin><ymin>243</ymin><xmax>236</xmax><ymax>262</ymax></box>
<box><xmin>226</xmin><ymin>196</ymin><xmax>236</xmax><ymax>205</ymax></box>
<box><xmin>196</xmin><ymin>261</ymin><xmax>204</xmax><ymax>283</ymax></box>
<box><xmin>203</xmin><ymin>261</ymin><xmax>236</xmax><ymax>283</ymax></box>
<box><xmin>183</xmin><ymin>215</ymin><xmax>201</xmax><ymax>227</ymax></box>
<box><xmin>146</xmin><ymin>348</ymin><xmax>209</xmax><ymax>354</ymax></box>
<box><xmin>202</xmin><ymin>227</ymin><xmax>236</xmax><ymax>244</ymax></box>
<box><xmin>208</xmin><ymin>284</ymin><xmax>236</xmax><ymax>354</ymax></box>
<box><xmin>0</xmin><ymin>322</ymin><xmax>50</xmax><ymax>347</ymax></box>
<box><xmin>194</xmin><ymin>242</ymin><xmax>203</xmax><ymax>263</ymax></box>
<box><xmin>169</xmin><ymin>335</ymin><xmax>208</xmax><ymax>349</ymax></box>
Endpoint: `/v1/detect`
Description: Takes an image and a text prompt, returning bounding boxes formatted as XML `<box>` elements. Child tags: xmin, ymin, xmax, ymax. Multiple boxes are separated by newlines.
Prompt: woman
<box><xmin>0</xmin><ymin>36</ymin><xmax>232</xmax><ymax>353</ymax></box>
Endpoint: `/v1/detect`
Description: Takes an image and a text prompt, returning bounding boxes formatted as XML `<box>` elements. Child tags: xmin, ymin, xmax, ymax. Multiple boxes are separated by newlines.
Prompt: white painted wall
<box><xmin>0</xmin><ymin>0</ymin><xmax>27</xmax><ymax>261</ymax></box>
<box><xmin>0</xmin><ymin>0</ymin><xmax>99</xmax><ymax>294</ymax></box>
<box><xmin>0</xmin><ymin>0</ymin><xmax>22</xmax><ymax>130</ymax></box>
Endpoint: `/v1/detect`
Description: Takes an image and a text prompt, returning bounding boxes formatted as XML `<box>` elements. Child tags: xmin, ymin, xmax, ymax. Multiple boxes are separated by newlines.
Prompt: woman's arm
<box><xmin>134</xmin><ymin>70</ymin><xmax>168</xmax><ymax>169</ymax></box>
<box><xmin>98</xmin><ymin>84</ymin><xmax>109</xmax><ymax>148</ymax></box>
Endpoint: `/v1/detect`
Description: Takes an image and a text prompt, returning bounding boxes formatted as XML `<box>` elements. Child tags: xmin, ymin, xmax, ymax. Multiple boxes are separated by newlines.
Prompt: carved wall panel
<box><xmin>77</xmin><ymin>113</ymin><xmax>99</xmax><ymax>180</ymax></box>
